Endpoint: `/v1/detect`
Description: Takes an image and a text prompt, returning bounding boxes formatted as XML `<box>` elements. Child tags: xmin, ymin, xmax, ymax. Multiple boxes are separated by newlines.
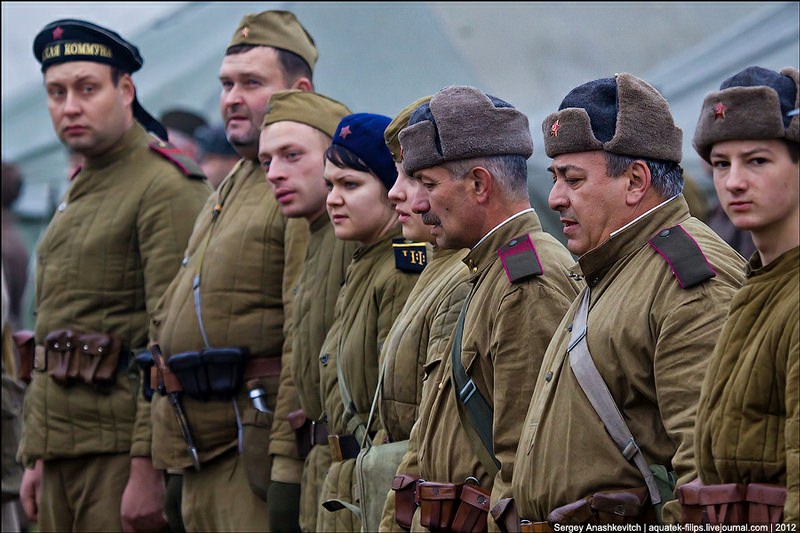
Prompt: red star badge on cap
<box><xmin>713</xmin><ymin>102</ymin><xmax>727</xmax><ymax>119</ymax></box>
<box><xmin>241</xmin><ymin>27</ymin><xmax>249</xmax><ymax>38</ymax></box>
<box><xmin>52</xmin><ymin>26</ymin><xmax>64</xmax><ymax>40</ymax></box>
<box><xmin>340</xmin><ymin>125</ymin><xmax>352</xmax><ymax>139</ymax></box>
<box><xmin>550</xmin><ymin>119</ymin><xmax>561</xmax><ymax>137</ymax></box>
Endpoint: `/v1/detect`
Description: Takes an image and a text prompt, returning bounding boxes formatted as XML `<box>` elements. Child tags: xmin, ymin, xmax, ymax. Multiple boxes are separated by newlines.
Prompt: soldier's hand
<box><xmin>121</xmin><ymin>456</ymin><xmax>168</xmax><ymax>532</ymax></box>
<box><xmin>20</xmin><ymin>459</ymin><xmax>43</xmax><ymax>523</ymax></box>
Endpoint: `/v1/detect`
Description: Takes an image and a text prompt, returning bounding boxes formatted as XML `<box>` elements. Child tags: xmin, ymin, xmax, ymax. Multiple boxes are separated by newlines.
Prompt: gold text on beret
<box><xmin>42</xmin><ymin>42</ymin><xmax>113</xmax><ymax>62</ymax></box>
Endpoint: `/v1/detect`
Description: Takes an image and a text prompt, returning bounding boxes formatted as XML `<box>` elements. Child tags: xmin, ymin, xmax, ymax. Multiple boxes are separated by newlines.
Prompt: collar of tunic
<box><xmin>463</xmin><ymin>209</ymin><xmax>543</xmax><ymax>281</ymax></box>
<box><xmin>573</xmin><ymin>194</ymin><xmax>691</xmax><ymax>285</ymax></box>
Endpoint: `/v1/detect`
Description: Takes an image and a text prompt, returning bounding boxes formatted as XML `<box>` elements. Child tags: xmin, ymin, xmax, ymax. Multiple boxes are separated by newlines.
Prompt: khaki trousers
<box><xmin>40</xmin><ymin>453</ymin><xmax>130</xmax><ymax>532</ymax></box>
<box><xmin>316</xmin><ymin>457</ymin><xmax>360</xmax><ymax>533</ymax></box>
<box><xmin>181</xmin><ymin>448</ymin><xmax>268</xmax><ymax>532</ymax></box>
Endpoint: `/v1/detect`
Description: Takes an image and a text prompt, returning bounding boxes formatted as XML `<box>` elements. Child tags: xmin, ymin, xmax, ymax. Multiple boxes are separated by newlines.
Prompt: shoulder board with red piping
<box><xmin>648</xmin><ymin>224</ymin><xmax>716</xmax><ymax>289</ymax></box>
<box><xmin>498</xmin><ymin>233</ymin><xmax>543</xmax><ymax>283</ymax></box>
<box><xmin>149</xmin><ymin>140</ymin><xmax>206</xmax><ymax>179</ymax></box>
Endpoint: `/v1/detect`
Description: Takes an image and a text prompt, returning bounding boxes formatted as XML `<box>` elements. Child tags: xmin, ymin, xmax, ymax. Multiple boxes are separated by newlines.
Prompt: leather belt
<box><xmin>243</xmin><ymin>356</ymin><xmax>282</xmax><ymax>380</ymax></box>
<box><xmin>520</xmin><ymin>521</ymin><xmax>553</xmax><ymax>533</ymax></box>
<box><xmin>310</xmin><ymin>419</ymin><xmax>330</xmax><ymax>448</ymax></box>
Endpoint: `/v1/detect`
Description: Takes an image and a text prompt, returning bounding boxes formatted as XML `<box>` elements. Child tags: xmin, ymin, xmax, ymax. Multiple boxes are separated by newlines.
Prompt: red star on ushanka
<box><xmin>340</xmin><ymin>125</ymin><xmax>352</xmax><ymax>138</ymax></box>
<box><xmin>713</xmin><ymin>102</ymin><xmax>727</xmax><ymax>119</ymax></box>
<box><xmin>52</xmin><ymin>26</ymin><xmax>64</xmax><ymax>40</ymax></box>
<box><xmin>550</xmin><ymin>119</ymin><xmax>561</xmax><ymax>137</ymax></box>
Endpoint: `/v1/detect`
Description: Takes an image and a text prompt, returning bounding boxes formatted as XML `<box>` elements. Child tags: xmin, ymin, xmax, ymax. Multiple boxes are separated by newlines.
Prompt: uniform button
<box><xmin>659</xmin><ymin>229</ymin><xmax>670</xmax><ymax>237</ymax></box>
<box><xmin>320</xmin><ymin>354</ymin><xmax>329</xmax><ymax>365</ymax></box>
<box><xmin>509</xmin><ymin>239</ymin><xmax>518</xmax><ymax>246</ymax></box>
<box><xmin>472</xmin><ymin>267</ymin><xmax>477</xmax><ymax>273</ymax></box>
<box><xmin>545</xmin><ymin>371</ymin><xmax>553</xmax><ymax>382</ymax></box>
<box><xmin>438</xmin><ymin>381</ymin><xmax>444</xmax><ymax>390</ymax></box>
<box><xmin>181</xmin><ymin>257</ymin><xmax>189</xmax><ymax>267</ymax></box>
<box><xmin>57</xmin><ymin>202</ymin><xmax>67</xmax><ymax>212</ymax></box>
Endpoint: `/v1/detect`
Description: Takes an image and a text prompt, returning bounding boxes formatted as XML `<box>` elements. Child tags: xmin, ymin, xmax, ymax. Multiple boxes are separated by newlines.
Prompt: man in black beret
<box><xmin>687</xmin><ymin>66</ymin><xmax>799</xmax><ymax>525</ymax></box>
<box><xmin>194</xmin><ymin>124</ymin><xmax>240</xmax><ymax>190</ymax></box>
<box><xmin>497</xmin><ymin>73</ymin><xmax>746</xmax><ymax>529</ymax></box>
<box><xmin>160</xmin><ymin>108</ymin><xmax>208</xmax><ymax>165</ymax></box>
<box><xmin>18</xmin><ymin>18</ymin><xmax>211</xmax><ymax>533</ymax></box>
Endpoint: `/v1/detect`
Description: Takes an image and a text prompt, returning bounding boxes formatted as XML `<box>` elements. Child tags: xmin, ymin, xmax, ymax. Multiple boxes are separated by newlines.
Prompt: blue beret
<box><xmin>332</xmin><ymin>113</ymin><xmax>397</xmax><ymax>190</ymax></box>
<box><xmin>33</xmin><ymin>18</ymin><xmax>168</xmax><ymax>141</ymax></box>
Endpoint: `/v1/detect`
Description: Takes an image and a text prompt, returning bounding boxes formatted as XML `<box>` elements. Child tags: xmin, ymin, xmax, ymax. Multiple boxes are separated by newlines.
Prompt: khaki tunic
<box><xmin>150</xmin><ymin>158</ymin><xmax>299</xmax><ymax>469</ymax></box>
<box><xmin>271</xmin><ymin>213</ymin><xmax>357</xmax><ymax>531</ymax></box>
<box><xmin>695</xmin><ymin>246</ymin><xmax>799</xmax><ymax>525</ymax></box>
<box><xmin>377</xmin><ymin>246</ymin><xmax>471</xmax><ymax>531</ymax></box>
<box><xmin>412</xmin><ymin>209</ymin><xmax>581</xmax><ymax>530</ymax></box>
<box><xmin>317</xmin><ymin>225</ymin><xmax>421</xmax><ymax>532</ymax></box>
<box><xmin>17</xmin><ymin>122</ymin><xmax>210</xmax><ymax>466</ymax></box>
<box><xmin>509</xmin><ymin>196</ymin><xmax>747</xmax><ymax>523</ymax></box>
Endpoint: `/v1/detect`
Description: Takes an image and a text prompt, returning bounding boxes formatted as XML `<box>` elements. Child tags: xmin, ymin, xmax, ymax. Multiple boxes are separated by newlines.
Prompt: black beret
<box><xmin>161</xmin><ymin>109</ymin><xmax>208</xmax><ymax>138</ymax></box>
<box><xmin>33</xmin><ymin>19</ymin><xmax>168</xmax><ymax>141</ymax></box>
<box><xmin>33</xmin><ymin>19</ymin><xmax>143</xmax><ymax>73</ymax></box>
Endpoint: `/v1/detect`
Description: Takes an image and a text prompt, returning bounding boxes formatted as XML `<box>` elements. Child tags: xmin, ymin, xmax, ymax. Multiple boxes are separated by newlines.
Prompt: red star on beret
<box><xmin>713</xmin><ymin>102</ymin><xmax>727</xmax><ymax>119</ymax></box>
<box><xmin>52</xmin><ymin>26</ymin><xmax>64</xmax><ymax>40</ymax></box>
<box><xmin>340</xmin><ymin>125</ymin><xmax>352</xmax><ymax>138</ymax></box>
<box><xmin>550</xmin><ymin>119</ymin><xmax>561</xmax><ymax>137</ymax></box>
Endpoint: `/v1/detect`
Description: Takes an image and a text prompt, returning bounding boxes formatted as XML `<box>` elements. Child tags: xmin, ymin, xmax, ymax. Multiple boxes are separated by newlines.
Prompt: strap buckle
<box><xmin>459</xmin><ymin>379</ymin><xmax>478</xmax><ymax>403</ymax></box>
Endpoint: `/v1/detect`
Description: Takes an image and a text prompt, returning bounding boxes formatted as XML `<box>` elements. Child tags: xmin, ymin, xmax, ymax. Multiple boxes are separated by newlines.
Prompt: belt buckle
<box><xmin>310</xmin><ymin>419</ymin><xmax>317</xmax><ymax>447</ymax></box>
<box><xmin>328</xmin><ymin>434</ymin><xmax>343</xmax><ymax>462</ymax></box>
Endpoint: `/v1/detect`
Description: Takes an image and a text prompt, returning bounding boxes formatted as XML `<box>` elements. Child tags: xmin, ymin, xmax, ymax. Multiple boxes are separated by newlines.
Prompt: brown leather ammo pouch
<box><xmin>451</xmin><ymin>481</ymin><xmax>491</xmax><ymax>532</ymax></box>
<box><xmin>746</xmin><ymin>483</ymin><xmax>786</xmax><ymax>524</ymax></box>
<box><xmin>11</xmin><ymin>330</ymin><xmax>34</xmax><ymax>383</ymax></box>
<box><xmin>677</xmin><ymin>479</ymin><xmax>747</xmax><ymax>524</ymax></box>
<box><xmin>490</xmin><ymin>497</ymin><xmax>520</xmax><ymax>533</ymax></box>
<box><xmin>76</xmin><ymin>332</ymin><xmax>122</xmax><ymax>387</ymax></box>
<box><xmin>417</xmin><ymin>481</ymin><xmax>460</xmax><ymax>531</ymax></box>
<box><xmin>391</xmin><ymin>474</ymin><xmax>419</xmax><ymax>531</ymax></box>
<box><xmin>44</xmin><ymin>329</ymin><xmax>80</xmax><ymax>385</ymax></box>
<box><xmin>548</xmin><ymin>487</ymin><xmax>651</xmax><ymax>526</ymax></box>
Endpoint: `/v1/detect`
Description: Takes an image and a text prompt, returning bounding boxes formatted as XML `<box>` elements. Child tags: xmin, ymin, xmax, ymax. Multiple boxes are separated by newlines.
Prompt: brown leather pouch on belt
<box><xmin>418</xmin><ymin>481</ymin><xmax>460</xmax><ymax>531</ymax></box>
<box><xmin>677</xmin><ymin>479</ymin><xmax>746</xmax><ymax>524</ymax></box>
<box><xmin>288</xmin><ymin>408</ymin><xmax>311</xmax><ymax>459</ymax></box>
<box><xmin>12</xmin><ymin>330</ymin><xmax>35</xmax><ymax>383</ymax></box>
<box><xmin>547</xmin><ymin>497</ymin><xmax>594</xmax><ymax>525</ymax></box>
<box><xmin>45</xmin><ymin>329</ymin><xmax>79</xmax><ymax>385</ymax></box>
<box><xmin>451</xmin><ymin>482</ymin><xmax>491</xmax><ymax>532</ymax></box>
<box><xmin>590</xmin><ymin>486</ymin><xmax>651</xmax><ymax>523</ymax></box>
<box><xmin>746</xmin><ymin>483</ymin><xmax>786</xmax><ymax>524</ymax></box>
<box><xmin>392</xmin><ymin>474</ymin><xmax>418</xmax><ymax>531</ymax></box>
<box><xmin>76</xmin><ymin>332</ymin><xmax>122</xmax><ymax>387</ymax></box>
<box><xmin>490</xmin><ymin>497</ymin><xmax>520</xmax><ymax>533</ymax></box>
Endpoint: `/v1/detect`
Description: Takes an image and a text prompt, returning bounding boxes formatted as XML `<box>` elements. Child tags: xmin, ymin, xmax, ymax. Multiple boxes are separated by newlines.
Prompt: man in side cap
<box><xmin>149</xmin><ymin>10</ymin><xmax>317</xmax><ymax>531</ymax></box>
<box><xmin>18</xmin><ymin>18</ymin><xmax>211</xmax><ymax>533</ymax></box>
<box><xmin>496</xmin><ymin>74</ymin><xmax>747</xmax><ymax>531</ymax></box>
<box><xmin>259</xmin><ymin>89</ymin><xmax>356</xmax><ymax>532</ymax></box>
<box><xmin>684</xmin><ymin>66</ymin><xmax>799</xmax><ymax>525</ymax></box>
<box><xmin>395</xmin><ymin>86</ymin><xmax>580</xmax><ymax>532</ymax></box>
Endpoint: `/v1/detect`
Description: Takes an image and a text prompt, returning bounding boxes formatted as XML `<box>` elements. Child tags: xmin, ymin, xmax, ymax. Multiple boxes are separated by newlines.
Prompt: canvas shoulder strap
<box><xmin>567</xmin><ymin>288</ymin><xmax>661</xmax><ymax>504</ymax></box>
<box><xmin>450</xmin><ymin>289</ymin><xmax>501</xmax><ymax>477</ymax></box>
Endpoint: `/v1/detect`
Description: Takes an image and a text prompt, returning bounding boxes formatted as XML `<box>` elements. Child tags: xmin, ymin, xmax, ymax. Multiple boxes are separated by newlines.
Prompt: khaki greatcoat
<box><xmin>507</xmin><ymin>196</ymin><xmax>747</xmax><ymax>524</ymax></box>
<box><xmin>410</xmin><ymin>209</ymin><xmax>581</xmax><ymax>531</ymax></box>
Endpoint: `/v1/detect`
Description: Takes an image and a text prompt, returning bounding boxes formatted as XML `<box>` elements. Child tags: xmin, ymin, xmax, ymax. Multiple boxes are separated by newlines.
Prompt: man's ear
<box><xmin>291</xmin><ymin>77</ymin><xmax>313</xmax><ymax>92</ymax></box>
<box><xmin>119</xmin><ymin>73</ymin><xmax>135</xmax><ymax>106</ymax></box>
<box><xmin>470</xmin><ymin>166</ymin><xmax>493</xmax><ymax>205</ymax></box>
<box><xmin>625</xmin><ymin>160</ymin><xmax>651</xmax><ymax>206</ymax></box>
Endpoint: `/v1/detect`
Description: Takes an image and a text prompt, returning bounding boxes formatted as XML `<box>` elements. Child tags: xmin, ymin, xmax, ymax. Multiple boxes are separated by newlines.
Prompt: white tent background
<box><xmin>2</xmin><ymin>1</ymin><xmax>798</xmax><ymax>327</ymax></box>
